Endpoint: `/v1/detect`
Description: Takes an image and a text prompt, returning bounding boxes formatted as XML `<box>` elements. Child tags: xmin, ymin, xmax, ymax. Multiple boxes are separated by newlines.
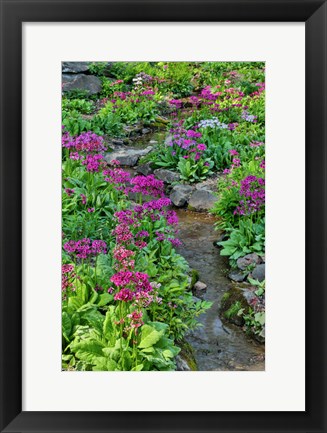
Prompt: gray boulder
<box><xmin>236</xmin><ymin>253</ymin><xmax>262</xmax><ymax>271</ymax></box>
<box><xmin>62</xmin><ymin>74</ymin><xmax>102</xmax><ymax>95</ymax></box>
<box><xmin>62</xmin><ymin>62</ymin><xmax>90</xmax><ymax>73</ymax></box>
<box><xmin>105</xmin><ymin>146</ymin><xmax>153</xmax><ymax>167</ymax></box>
<box><xmin>176</xmin><ymin>355</ymin><xmax>192</xmax><ymax>371</ymax></box>
<box><xmin>169</xmin><ymin>184</ymin><xmax>194</xmax><ymax>207</ymax></box>
<box><xmin>136</xmin><ymin>162</ymin><xmax>154</xmax><ymax>176</ymax></box>
<box><xmin>228</xmin><ymin>270</ymin><xmax>247</xmax><ymax>282</ymax></box>
<box><xmin>188</xmin><ymin>189</ymin><xmax>218</xmax><ymax>211</ymax></box>
<box><xmin>251</xmin><ymin>264</ymin><xmax>265</xmax><ymax>282</ymax></box>
<box><xmin>153</xmin><ymin>168</ymin><xmax>180</xmax><ymax>184</ymax></box>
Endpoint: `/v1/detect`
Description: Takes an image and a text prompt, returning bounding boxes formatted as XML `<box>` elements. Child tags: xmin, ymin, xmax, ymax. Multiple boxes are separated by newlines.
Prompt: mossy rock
<box><xmin>220</xmin><ymin>286</ymin><xmax>251</xmax><ymax>326</ymax></box>
<box><xmin>176</xmin><ymin>339</ymin><xmax>198</xmax><ymax>371</ymax></box>
<box><xmin>188</xmin><ymin>268</ymin><xmax>199</xmax><ymax>290</ymax></box>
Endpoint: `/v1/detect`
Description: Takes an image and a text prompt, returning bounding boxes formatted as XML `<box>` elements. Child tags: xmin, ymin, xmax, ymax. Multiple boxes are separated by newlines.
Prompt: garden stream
<box><xmin>125</xmin><ymin>132</ymin><xmax>265</xmax><ymax>371</ymax></box>
<box><xmin>175</xmin><ymin>209</ymin><xmax>265</xmax><ymax>371</ymax></box>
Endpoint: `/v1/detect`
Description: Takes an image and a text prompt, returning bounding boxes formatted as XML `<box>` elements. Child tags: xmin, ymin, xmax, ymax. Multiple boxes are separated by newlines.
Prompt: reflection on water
<box><xmin>175</xmin><ymin>209</ymin><xmax>265</xmax><ymax>371</ymax></box>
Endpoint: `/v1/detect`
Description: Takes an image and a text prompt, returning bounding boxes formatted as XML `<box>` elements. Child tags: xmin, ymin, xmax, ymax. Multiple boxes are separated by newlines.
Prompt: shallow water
<box><xmin>175</xmin><ymin>209</ymin><xmax>265</xmax><ymax>371</ymax></box>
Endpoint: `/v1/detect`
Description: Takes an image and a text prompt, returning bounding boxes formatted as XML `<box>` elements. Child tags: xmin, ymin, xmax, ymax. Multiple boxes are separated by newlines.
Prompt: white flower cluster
<box><xmin>132</xmin><ymin>76</ymin><xmax>143</xmax><ymax>87</ymax></box>
<box><xmin>241</xmin><ymin>111</ymin><xmax>257</xmax><ymax>123</ymax></box>
<box><xmin>132</xmin><ymin>72</ymin><xmax>153</xmax><ymax>87</ymax></box>
<box><xmin>198</xmin><ymin>117</ymin><xmax>228</xmax><ymax>129</ymax></box>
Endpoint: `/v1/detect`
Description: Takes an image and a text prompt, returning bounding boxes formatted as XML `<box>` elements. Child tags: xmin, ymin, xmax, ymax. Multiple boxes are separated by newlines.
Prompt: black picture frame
<box><xmin>0</xmin><ymin>1</ymin><xmax>326</xmax><ymax>432</ymax></box>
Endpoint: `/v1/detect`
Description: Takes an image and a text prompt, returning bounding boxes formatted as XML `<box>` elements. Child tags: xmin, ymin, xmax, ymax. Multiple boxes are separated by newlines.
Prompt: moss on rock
<box><xmin>220</xmin><ymin>286</ymin><xmax>251</xmax><ymax>326</ymax></box>
<box><xmin>177</xmin><ymin>339</ymin><xmax>198</xmax><ymax>371</ymax></box>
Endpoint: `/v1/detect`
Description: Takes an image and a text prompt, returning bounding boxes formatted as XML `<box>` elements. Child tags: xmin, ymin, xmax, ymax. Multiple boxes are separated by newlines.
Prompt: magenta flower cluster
<box><xmin>103</xmin><ymin>165</ymin><xmax>131</xmax><ymax>192</ymax></box>
<box><xmin>62</xmin><ymin>264</ymin><xmax>76</xmax><ymax>301</ymax></box>
<box><xmin>64</xmin><ymin>238</ymin><xmax>107</xmax><ymax>259</ymax></box>
<box><xmin>169</xmin><ymin>123</ymin><xmax>207</xmax><ymax>161</ymax></box>
<box><xmin>234</xmin><ymin>175</ymin><xmax>265</xmax><ymax>216</ymax></box>
<box><xmin>81</xmin><ymin>153</ymin><xmax>104</xmax><ymax>172</ymax></box>
<box><xmin>62</xmin><ymin>131</ymin><xmax>107</xmax><ymax>153</ymax></box>
<box><xmin>130</xmin><ymin>175</ymin><xmax>165</xmax><ymax>198</ymax></box>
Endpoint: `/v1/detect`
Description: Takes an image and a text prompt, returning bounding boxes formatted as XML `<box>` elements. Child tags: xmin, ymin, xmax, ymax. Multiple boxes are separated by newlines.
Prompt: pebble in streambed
<box><xmin>175</xmin><ymin>209</ymin><xmax>265</xmax><ymax>371</ymax></box>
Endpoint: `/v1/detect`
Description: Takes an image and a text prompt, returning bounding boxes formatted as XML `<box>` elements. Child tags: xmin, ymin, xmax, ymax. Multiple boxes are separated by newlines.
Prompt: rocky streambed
<box><xmin>175</xmin><ymin>210</ymin><xmax>265</xmax><ymax>371</ymax></box>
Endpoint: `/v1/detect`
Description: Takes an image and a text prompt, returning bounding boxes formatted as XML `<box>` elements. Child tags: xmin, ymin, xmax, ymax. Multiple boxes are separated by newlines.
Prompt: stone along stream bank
<box><xmin>175</xmin><ymin>210</ymin><xmax>265</xmax><ymax>371</ymax></box>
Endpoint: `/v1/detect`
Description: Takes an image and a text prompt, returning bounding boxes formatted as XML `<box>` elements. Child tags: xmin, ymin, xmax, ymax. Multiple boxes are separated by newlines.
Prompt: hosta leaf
<box><xmin>97</xmin><ymin>293</ymin><xmax>113</xmax><ymax>307</ymax></box>
<box><xmin>131</xmin><ymin>364</ymin><xmax>144</xmax><ymax>371</ymax></box>
<box><xmin>62</xmin><ymin>312</ymin><xmax>72</xmax><ymax>342</ymax></box>
<box><xmin>67</xmin><ymin>296</ymin><xmax>84</xmax><ymax>312</ymax></box>
<box><xmin>139</xmin><ymin>325</ymin><xmax>164</xmax><ymax>349</ymax></box>
<box><xmin>102</xmin><ymin>308</ymin><xmax>115</xmax><ymax>340</ymax></box>
<box><xmin>72</xmin><ymin>340</ymin><xmax>105</xmax><ymax>363</ymax></box>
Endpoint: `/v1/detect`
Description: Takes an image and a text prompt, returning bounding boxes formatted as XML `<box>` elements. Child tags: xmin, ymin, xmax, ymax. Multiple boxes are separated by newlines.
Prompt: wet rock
<box><xmin>153</xmin><ymin>168</ymin><xmax>180</xmax><ymax>184</ymax></box>
<box><xmin>170</xmin><ymin>184</ymin><xmax>194</xmax><ymax>207</ymax></box>
<box><xmin>62</xmin><ymin>74</ymin><xmax>102</xmax><ymax>95</ymax></box>
<box><xmin>176</xmin><ymin>355</ymin><xmax>192</xmax><ymax>371</ymax></box>
<box><xmin>105</xmin><ymin>146</ymin><xmax>153</xmax><ymax>167</ymax></box>
<box><xmin>195</xmin><ymin>183</ymin><xmax>215</xmax><ymax>192</ymax></box>
<box><xmin>251</xmin><ymin>263</ymin><xmax>265</xmax><ymax>282</ymax></box>
<box><xmin>220</xmin><ymin>285</ymin><xmax>265</xmax><ymax>337</ymax></box>
<box><xmin>62</xmin><ymin>62</ymin><xmax>90</xmax><ymax>74</ymax></box>
<box><xmin>214</xmin><ymin>232</ymin><xmax>229</xmax><ymax>246</ymax></box>
<box><xmin>193</xmin><ymin>281</ymin><xmax>207</xmax><ymax>298</ymax></box>
<box><xmin>228</xmin><ymin>270</ymin><xmax>247</xmax><ymax>282</ymax></box>
<box><xmin>136</xmin><ymin>162</ymin><xmax>154</xmax><ymax>176</ymax></box>
<box><xmin>242</xmin><ymin>287</ymin><xmax>259</xmax><ymax>305</ymax></box>
<box><xmin>236</xmin><ymin>253</ymin><xmax>262</xmax><ymax>271</ymax></box>
<box><xmin>220</xmin><ymin>287</ymin><xmax>249</xmax><ymax>326</ymax></box>
<box><xmin>164</xmin><ymin>134</ymin><xmax>173</xmax><ymax>146</ymax></box>
<box><xmin>123</xmin><ymin>124</ymin><xmax>143</xmax><ymax>136</ymax></box>
<box><xmin>194</xmin><ymin>176</ymin><xmax>219</xmax><ymax>193</ymax></box>
<box><xmin>111</xmin><ymin>138</ymin><xmax>124</xmax><ymax>146</ymax></box>
<box><xmin>176</xmin><ymin>340</ymin><xmax>197</xmax><ymax>371</ymax></box>
<box><xmin>188</xmin><ymin>189</ymin><xmax>218</xmax><ymax>212</ymax></box>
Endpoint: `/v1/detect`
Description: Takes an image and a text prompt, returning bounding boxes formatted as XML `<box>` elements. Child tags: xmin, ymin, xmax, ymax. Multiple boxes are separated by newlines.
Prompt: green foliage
<box><xmin>224</xmin><ymin>301</ymin><xmax>243</xmax><ymax>319</ymax></box>
<box><xmin>177</xmin><ymin>157</ymin><xmax>213</xmax><ymax>183</ymax></box>
<box><xmin>218</xmin><ymin>218</ymin><xmax>265</xmax><ymax>266</ymax></box>
<box><xmin>62</xmin><ymin>98</ymin><xmax>95</xmax><ymax>114</ymax></box>
<box><xmin>66</xmin><ymin>309</ymin><xmax>180</xmax><ymax>371</ymax></box>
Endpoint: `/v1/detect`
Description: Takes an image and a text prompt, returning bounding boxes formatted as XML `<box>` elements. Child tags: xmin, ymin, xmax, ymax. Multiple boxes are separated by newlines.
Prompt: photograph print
<box><xmin>61</xmin><ymin>61</ymin><xmax>265</xmax><ymax>372</ymax></box>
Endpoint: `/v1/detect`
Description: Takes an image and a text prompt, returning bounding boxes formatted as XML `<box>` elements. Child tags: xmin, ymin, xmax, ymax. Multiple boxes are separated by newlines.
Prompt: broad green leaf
<box><xmin>103</xmin><ymin>309</ymin><xmax>114</xmax><ymax>340</ymax></box>
<box><xmin>97</xmin><ymin>293</ymin><xmax>113</xmax><ymax>307</ymax></box>
<box><xmin>72</xmin><ymin>340</ymin><xmax>105</xmax><ymax>363</ymax></box>
<box><xmin>62</xmin><ymin>312</ymin><xmax>72</xmax><ymax>341</ymax></box>
<box><xmin>139</xmin><ymin>325</ymin><xmax>163</xmax><ymax>349</ymax></box>
<box><xmin>67</xmin><ymin>296</ymin><xmax>84</xmax><ymax>312</ymax></box>
<box><xmin>131</xmin><ymin>364</ymin><xmax>144</xmax><ymax>371</ymax></box>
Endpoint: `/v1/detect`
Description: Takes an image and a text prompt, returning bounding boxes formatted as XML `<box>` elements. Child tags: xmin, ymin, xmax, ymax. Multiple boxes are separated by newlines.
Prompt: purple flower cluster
<box><xmin>168</xmin><ymin>124</ymin><xmax>208</xmax><ymax>161</ymax></box>
<box><xmin>62</xmin><ymin>264</ymin><xmax>76</xmax><ymax>300</ymax></box>
<box><xmin>169</xmin><ymin>99</ymin><xmax>183</xmax><ymax>109</ymax></box>
<box><xmin>63</xmin><ymin>238</ymin><xmax>107</xmax><ymax>259</ymax></box>
<box><xmin>234</xmin><ymin>175</ymin><xmax>265</xmax><ymax>216</ymax></box>
<box><xmin>64</xmin><ymin>188</ymin><xmax>75</xmax><ymax>197</ymax></box>
<box><xmin>130</xmin><ymin>175</ymin><xmax>165</xmax><ymax>198</ymax></box>
<box><xmin>81</xmin><ymin>153</ymin><xmax>104</xmax><ymax>172</ymax></box>
<box><xmin>62</xmin><ymin>131</ymin><xmax>107</xmax><ymax>153</ymax></box>
<box><xmin>200</xmin><ymin>86</ymin><xmax>222</xmax><ymax>101</ymax></box>
<box><xmin>103</xmin><ymin>165</ymin><xmax>131</xmax><ymax>192</ymax></box>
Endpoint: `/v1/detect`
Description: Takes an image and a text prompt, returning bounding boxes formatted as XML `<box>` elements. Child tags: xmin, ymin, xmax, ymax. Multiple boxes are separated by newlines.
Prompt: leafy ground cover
<box><xmin>62</xmin><ymin>62</ymin><xmax>265</xmax><ymax>371</ymax></box>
